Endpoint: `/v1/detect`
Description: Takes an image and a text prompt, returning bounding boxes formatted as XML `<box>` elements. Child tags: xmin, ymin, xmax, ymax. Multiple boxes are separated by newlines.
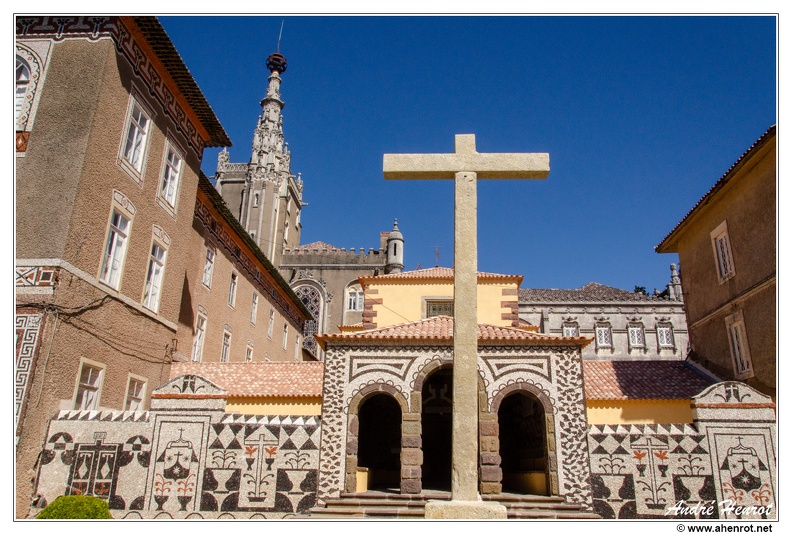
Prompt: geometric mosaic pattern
<box><xmin>34</xmin><ymin>401</ymin><xmax>320</xmax><ymax>519</ymax></box>
<box><xmin>15</xmin><ymin>314</ymin><xmax>42</xmax><ymax>431</ymax></box>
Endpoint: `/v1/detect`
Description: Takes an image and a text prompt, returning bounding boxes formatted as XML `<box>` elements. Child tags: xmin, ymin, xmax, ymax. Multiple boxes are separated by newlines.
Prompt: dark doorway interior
<box><xmin>358</xmin><ymin>394</ymin><xmax>402</xmax><ymax>490</ymax></box>
<box><xmin>498</xmin><ymin>392</ymin><xmax>549</xmax><ymax>495</ymax></box>
<box><xmin>421</xmin><ymin>368</ymin><xmax>453</xmax><ymax>491</ymax></box>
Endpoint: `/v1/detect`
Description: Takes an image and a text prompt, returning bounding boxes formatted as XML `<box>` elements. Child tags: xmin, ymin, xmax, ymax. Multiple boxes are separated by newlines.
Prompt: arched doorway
<box><xmin>358</xmin><ymin>394</ymin><xmax>402</xmax><ymax>490</ymax></box>
<box><xmin>421</xmin><ymin>368</ymin><xmax>453</xmax><ymax>490</ymax></box>
<box><xmin>498</xmin><ymin>391</ymin><xmax>549</xmax><ymax>495</ymax></box>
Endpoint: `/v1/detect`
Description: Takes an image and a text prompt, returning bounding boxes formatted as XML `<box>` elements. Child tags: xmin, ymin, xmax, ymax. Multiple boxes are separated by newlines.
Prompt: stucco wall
<box><xmin>586</xmin><ymin>399</ymin><xmax>693</xmax><ymax>425</ymax></box>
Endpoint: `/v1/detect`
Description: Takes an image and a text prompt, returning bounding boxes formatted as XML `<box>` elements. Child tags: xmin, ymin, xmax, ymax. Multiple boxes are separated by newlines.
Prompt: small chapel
<box><xmin>18</xmin><ymin>18</ymin><xmax>776</xmax><ymax>520</ymax></box>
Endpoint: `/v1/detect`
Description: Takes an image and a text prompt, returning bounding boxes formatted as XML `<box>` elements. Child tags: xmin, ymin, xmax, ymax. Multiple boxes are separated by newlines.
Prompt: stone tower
<box><xmin>385</xmin><ymin>219</ymin><xmax>404</xmax><ymax>274</ymax></box>
<box><xmin>215</xmin><ymin>50</ymin><xmax>303</xmax><ymax>267</ymax></box>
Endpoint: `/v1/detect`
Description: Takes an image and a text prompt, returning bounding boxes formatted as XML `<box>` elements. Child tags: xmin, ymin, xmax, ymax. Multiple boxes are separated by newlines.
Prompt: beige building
<box><xmin>656</xmin><ymin>125</ymin><xmax>776</xmax><ymax>398</ymax></box>
<box><xmin>13</xmin><ymin>16</ymin><xmax>310</xmax><ymax>518</ymax></box>
<box><xmin>177</xmin><ymin>176</ymin><xmax>312</xmax><ymax>365</ymax></box>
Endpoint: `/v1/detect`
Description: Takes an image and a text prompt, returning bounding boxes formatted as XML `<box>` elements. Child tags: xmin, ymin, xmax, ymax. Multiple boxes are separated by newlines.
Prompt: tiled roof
<box><xmin>583</xmin><ymin>360</ymin><xmax>714</xmax><ymax>401</ymax></box>
<box><xmin>519</xmin><ymin>282</ymin><xmax>662</xmax><ymax>303</ymax></box>
<box><xmin>133</xmin><ymin>17</ymin><xmax>231</xmax><ymax>147</ymax></box>
<box><xmin>360</xmin><ymin>267</ymin><xmax>522</xmax><ymax>283</ymax></box>
<box><xmin>656</xmin><ymin>125</ymin><xmax>775</xmax><ymax>252</ymax></box>
<box><xmin>169</xmin><ymin>362</ymin><xmax>324</xmax><ymax>398</ymax></box>
<box><xmin>316</xmin><ymin>316</ymin><xmax>590</xmax><ymax>349</ymax></box>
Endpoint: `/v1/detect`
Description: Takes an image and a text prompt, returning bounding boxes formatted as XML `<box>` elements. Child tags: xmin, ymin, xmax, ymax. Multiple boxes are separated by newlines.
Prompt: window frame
<box><xmin>124</xmin><ymin>374</ymin><xmax>147</xmax><ymax>411</ymax></box>
<box><xmin>228</xmin><ymin>271</ymin><xmax>238</xmax><ymax>308</ymax></box>
<box><xmin>282</xmin><ymin>324</ymin><xmax>288</xmax><ymax>351</ymax></box>
<box><xmin>157</xmin><ymin>140</ymin><xmax>185</xmax><ymax>213</ymax></box>
<box><xmin>595</xmin><ymin>323</ymin><xmax>613</xmax><ymax>349</ymax></box>
<box><xmin>657</xmin><ymin>323</ymin><xmax>675</xmax><ymax>349</ymax></box>
<box><xmin>118</xmin><ymin>95</ymin><xmax>154</xmax><ymax>181</ymax></box>
<box><xmin>245</xmin><ymin>342</ymin><xmax>254</xmax><ymax>363</ymax></box>
<box><xmin>192</xmin><ymin>311</ymin><xmax>207</xmax><ymax>362</ymax></box>
<box><xmin>268</xmin><ymin>308</ymin><xmax>275</xmax><ymax>339</ymax></box>
<box><xmin>425</xmin><ymin>298</ymin><xmax>454</xmax><ymax>318</ymax></box>
<box><xmin>725</xmin><ymin>311</ymin><xmax>754</xmax><ymax>379</ymax></box>
<box><xmin>73</xmin><ymin>359</ymin><xmax>105</xmax><ymax>411</ymax></box>
<box><xmin>627</xmin><ymin>323</ymin><xmax>645</xmax><ymax>349</ymax></box>
<box><xmin>346</xmin><ymin>285</ymin><xmax>364</xmax><ymax>312</ymax></box>
<box><xmin>251</xmin><ymin>292</ymin><xmax>259</xmax><ymax>325</ymax></box>
<box><xmin>710</xmin><ymin>220</ymin><xmax>736</xmax><ymax>284</ymax></box>
<box><xmin>202</xmin><ymin>246</ymin><xmax>216</xmax><ymax>288</ymax></box>
<box><xmin>99</xmin><ymin>206</ymin><xmax>133</xmax><ymax>290</ymax></box>
<box><xmin>562</xmin><ymin>322</ymin><xmax>579</xmax><ymax>337</ymax></box>
<box><xmin>221</xmin><ymin>329</ymin><xmax>232</xmax><ymax>362</ymax></box>
<box><xmin>142</xmin><ymin>239</ymin><xmax>167</xmax><ymax>313</ymax></box>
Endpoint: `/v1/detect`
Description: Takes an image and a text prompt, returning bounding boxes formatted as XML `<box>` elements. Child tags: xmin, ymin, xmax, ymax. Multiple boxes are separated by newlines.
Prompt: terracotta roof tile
<box><xmin>360</xmin><ymin>267</ymin><xmax>522</xmax><ymax>283</ymax></box>
<box><xmin>519</xmin><ymin>282</ymin><xmax>665</xmax><ymax>303</ymax></box>
<box><xmin>316</xmin><ymin>316</ymin><xmax>590</xmax><ymax>348</ymax></box>
<box><xmin>169</xmin><ymin>362</ymin><xmax>324</xmax><ymax>398</ymax></box>
<box><xmin>583</xmin><ymin>360</ymin><xmax>714</xmax><ymax>401</ymax></box>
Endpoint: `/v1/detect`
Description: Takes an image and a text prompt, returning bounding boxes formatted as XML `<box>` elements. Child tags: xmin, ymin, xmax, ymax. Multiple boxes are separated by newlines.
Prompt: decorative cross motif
<box><xmin>384</xmin><ymin>134</ymin><xmax>548</xmax><ymax>508</ymax></box>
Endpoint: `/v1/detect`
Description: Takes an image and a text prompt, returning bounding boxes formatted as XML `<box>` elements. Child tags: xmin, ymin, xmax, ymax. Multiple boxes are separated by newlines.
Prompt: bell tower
<box><xmin>215</xmin><ymin>48</ymin><xmax>303</xmax><ymax>266</ymax></box>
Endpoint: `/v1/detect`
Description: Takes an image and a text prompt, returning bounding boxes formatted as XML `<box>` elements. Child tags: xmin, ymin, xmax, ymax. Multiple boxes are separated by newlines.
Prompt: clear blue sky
<box><xmin>159</xmin><ymin>15</ymin><xmax>776</xmax><ymax>293</ymax></box>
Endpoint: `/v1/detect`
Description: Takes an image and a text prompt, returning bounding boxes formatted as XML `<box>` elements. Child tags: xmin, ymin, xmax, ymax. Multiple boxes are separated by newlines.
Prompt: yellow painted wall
<box><xmin>225</xmin><ymin>396</ymin><xmax>322</xmax><ymax>416</ymax></box>
<box><xmin>586</xmin><ymin>399</ymin><xmax>693</xmax><ymax>424</ymax></box>
<box><xmin>369</xmin><ymin>280</ymin><xmax>517</xmax><ymax>327</ymax></box>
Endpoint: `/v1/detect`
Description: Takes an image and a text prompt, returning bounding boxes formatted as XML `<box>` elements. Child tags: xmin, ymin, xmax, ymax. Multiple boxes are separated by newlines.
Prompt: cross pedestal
<box><xmin>384</xmin><ymin>134</ymin><xmax>549</xmax><ymax>518</ymax></box>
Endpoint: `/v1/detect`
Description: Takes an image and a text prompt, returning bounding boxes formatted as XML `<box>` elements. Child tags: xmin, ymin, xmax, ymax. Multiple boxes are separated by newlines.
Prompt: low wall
<box><xmin>588</xmin><ymin>382</ymin><xmax>776</xmax><ymax>519</ymax></box>
<box><xmin>30</xmin><ymin>377</ymin><xmax>775</xmax><ymax>520</ymax></box>
<box><xmin>32</xmin><ymin>375</ymin><xmax>320</xmax><ymax>519</ymax></box>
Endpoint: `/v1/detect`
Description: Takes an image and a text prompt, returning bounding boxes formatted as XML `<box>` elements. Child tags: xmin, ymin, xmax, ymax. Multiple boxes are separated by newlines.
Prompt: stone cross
<box><xmin>383</xmin><ymin>134</ymin><xmax>549</xmax><ymax>518</ymax></box>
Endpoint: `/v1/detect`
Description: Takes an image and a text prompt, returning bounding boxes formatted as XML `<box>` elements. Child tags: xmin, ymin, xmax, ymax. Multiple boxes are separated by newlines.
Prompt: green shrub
<box><xmin>36</xmin><ymin>495</ymin><xmax>112</xmax><ymax>519</ymax></box>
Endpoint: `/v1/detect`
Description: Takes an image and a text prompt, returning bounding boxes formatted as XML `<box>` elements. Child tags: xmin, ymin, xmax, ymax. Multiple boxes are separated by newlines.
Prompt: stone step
<box><xmin>309</xmin><ymin>492</ymin><xmax>599</xmax><ymax>519</ymax></box>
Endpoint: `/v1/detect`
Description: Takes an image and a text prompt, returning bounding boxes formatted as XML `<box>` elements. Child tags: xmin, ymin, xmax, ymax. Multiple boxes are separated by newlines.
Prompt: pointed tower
<box><xmin>666</xmin><ymin>263</ymin><xmax>684</xmax><ymax>301</ymax></box>
<box><xmin>215</xmin><ymin>49</ymin><xmax>303</xmax><ymax>267</ymax></box>
<box><xmin>385</xmin><ymin>219</ymin><xmax>404</xmax><ymax>274</ymax></box>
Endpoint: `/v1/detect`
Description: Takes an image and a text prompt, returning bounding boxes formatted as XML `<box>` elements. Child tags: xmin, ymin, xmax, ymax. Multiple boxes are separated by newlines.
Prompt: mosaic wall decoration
<box><xmin>33</xmin><ymin>376</ymin><xmax>320</xmax><ymax>519</ymax></box>
<box><xmin>588</xmin><ymin>382</ymin><xmax>776</xmax><ymax>520</ymax></box>
<box><xmin>15</xmin><ymin>313</ymin><xmax>42</xmax><ymax>431</ymax></box>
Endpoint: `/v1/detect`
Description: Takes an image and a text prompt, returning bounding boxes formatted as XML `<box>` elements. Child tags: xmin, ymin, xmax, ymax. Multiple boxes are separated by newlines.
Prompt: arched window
<box><xmin>346</xmin><ymin>284</ymin><xmax>364</xmax><ymax>312</ymax></box>
<box><xmin>15</xmin><ymin>56</ymin><xmax>30</xmax><ymax>125</ymax></box>
<box><xmin>293</xmin><ymin>284</ymin><xmax>324</xmax><ymax>357</ymax></box>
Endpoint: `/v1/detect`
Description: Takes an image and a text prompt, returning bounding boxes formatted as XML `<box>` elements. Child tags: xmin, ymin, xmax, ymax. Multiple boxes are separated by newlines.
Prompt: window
<box><xmin>159</xmin><ymin>145</ymin><xmax>183</xmax><ymax>208</ymax></box>
<box><xmin>192</xmin><ymin>312</ymin><xmax>207</xmax><ymax>362</ymax></box>
<box><xmin>346</xmin><ymin>286</ymin><xmax>364</xmax><ymax>311</ymax></box>
<box><xmin>99</xmin><ymin>210</ymin><xmax>130</xmax><ymax>289</ymax></box>
<box><xmin>657</xmin><ymin>324</ymin><xmax>674</xmax><ymax>348</ymax></box>
<box><xmin>251</xmin><ymin>293</ymin><xmax>259</xmax><ymax>324</ymax></box>
<box><xmin>75</xmin><ymin>362</ymin><xmax>103</xmax><ymax>410</ymax></box>
<box><xmin>268</xmin><ymin>308</ymin><xmax>275</xmax><ymax>338</ymax></box>
<box><xmin>125</xmin><ymin>377</ymin><xmax>146</xmax><ymax>411</ymax></box>
<box><xmin>202</xmin><ymin>247</ymin><xmax>215</xmax><ymax>287</ymax></box>
<box><xmin>426</xmin><ymin>300</ymin><xmax>454</xmax><ymax>318</ymax></box>
<box><xmin>253</xmin><ymin>193</ymin><xmax>259</xmax><ymax>207</ymax></box>
<box><xmin>562</xmin><ymin>322</ymin><xmax>579</xmax><ymax>337</ymax></box>
<box><xmin>295</xmin><ymin>335</ymin><xmax>301</xmax><ymax>361</ymax></box>
<box><xmin>221</xmin><ymin>330</ymin><xmax>231</xmax><ymax>362</ymax></box>
<box><xmin>121</xmin><ymin>100</ymin><xmax>150</xmax><ymax>172</ymax></box>
<box><xmin>228</xmin><ymin>272</ymin><xmax>238</xmax><ymax>307</ymax></box>
<box><xmin>142</xmin><ymin>242</ymin><xmax>166</xmax><ymax>312</ymax></box>
<box><xmin>282</xmin><ymin>324</ymin><xmax>288</xmax><ymax>350</ymax></box>
<box><xmin>628</xmin><ymin>323</ymin><xmax>645</xmax><ymax>348</ymax></box>
<box><xmin>726</xmin><ymin>311</ymin><xmax>753</xmax><ymax>379</ymax></box>
<box><xmin>711</xmin><ymin>221</ymin><xmax>736</xmax><ymax>283</ymax></box>
<box><xmin>15</xmin><ymin>56</ymin><xmax>30</xmax><ymax>125</ymax></box>
<box><xmin>595</xmin><ymin>323</ymin><xmax>612</xmax><ymax>348</ymax></box>
<box><xmin>246</xmin><ymin>344</ymin><xmax>253</xmax><ymax>363</ymax></box>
